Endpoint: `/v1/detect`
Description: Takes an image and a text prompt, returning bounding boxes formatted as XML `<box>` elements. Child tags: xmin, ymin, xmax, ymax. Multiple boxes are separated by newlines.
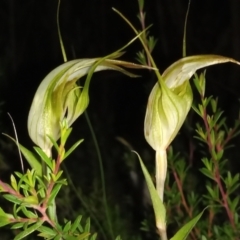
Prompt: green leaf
<box><xmin>199</xmin><ymin>168</ymin><xmax>214</xmax><ymax>181</ymax></box>
<box><xmin>229</xmin><ymin>196</ymin><xmax>240</xmax><ymax>212</ymax></box>
<box><xmin>70</xmin><ymin>215</ymin><xmax>82</xmax><ymax>232</ymax></box>
<box><xmin>22</xmin><ymin>195</ymin><xmax>39</xmax><ymax>206</ymax></box>
<box><xmin>63</xmin><ymin>236</ymin><xmax>79</xmax><ymax>240</ymax></box>
<box><xmin>34</xmin><ymin>147</ymin><xmax>53</xmax><ymax>171</ymax></box>
<box><xmin>54</xmin><ymin>170</ymin><xmax>64</xmax><ymax>182</ymax></box>
<box><xmin>47</xmin><ymin>135</ymin><xmax>60</xmax><ymax>152</ymax></box>
<box><xmin>133</xmin><ymin>151</ymin><xmax>166</xmax><ymax>231</ymax></box>
<box><xmin>63</xmin><ymin>221</ymin><xmax>71</xmax><ymax>232</ymax></box>
<box><xmin>14</xmin><ymin>221</ymin><xmax>43</xmax><ymax>240</ymax></box>
<box><xmin>63</xmin><ymin>139</ymin><xmax>84</xmax><ymax>160</ymax></box>
<box><xmin>170</xmin><ymin>208</ymin><xmax>207</xmax><ymax>240</ymax></box>
<box><xmin>84</xmin><ymin>218</ymin><xmax>91</xmax><ymax>232</ymax></box>
<box><xmin>2</xmin><ymin>134</ymin><xmax>42</xmax><ymax>175</ymax></box>
<box><xmin>64</xmin><ymin>234</ymin><xmax>91</xmax><ymax>240</ymax></box>
<box><xmin>21</xmin><ymin>206</ymin><xmax>38</xmax><ymax>218</ymax></box>
<box><xmin>89</xmin><ymin>233</ymin><xmax>97</xmax><ymax>240</ymax></box>
<box><xmin>3</xmin><ymin>194</ymin><xmax>22</xmax><ymax>204</ymax></box>
<box><xmin>38</xmin><ymin>225</ymin><xmax>57</xmax><ymax>238</ymax></box>
<box><xmin>11</xmin><ymin>222</ymin><xmax>25</xmax><ymax>229</ymax></box>
<box><xmin>48</xmin><ymin>183</ymin><xmax>62</xmax><ymax>206</ymax></box>
<box><xmin>54</xmin><ymin>234</ymin><xmax>62</xmax><ymax>240</ymax></box>
<box><xmin>206</xmin><ymin>185</ymin><xmax>216</xmax><ymax>199</ymax></box>
<box><xmin>10</xmin><ymin>175</ymin><xmax>18</xmax><ymax>191</ymax></box>
<box><xmin>0</xmin><ymin>216</ymin><xmax>12</xmax><ymax>227</ymax></box>
<box><xmin>60</xmin><ymin>122</ymin><xmax>73</xmax><ymax>146</ymax></box>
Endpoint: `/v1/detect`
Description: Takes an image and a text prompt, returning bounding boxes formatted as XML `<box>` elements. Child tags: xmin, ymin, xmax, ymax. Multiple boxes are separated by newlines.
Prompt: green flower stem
<box><xmin>155</xmin><ymin>149</ymin><xmax>167</xmax><ymax>240</ymax></box>
<box><xmin>158</xmin><ymin>225</ymin><xmax>168</xmax><ymax>240</ymax></box>
<box><xmin>156</xmin><ymin>149</ymin><xmax>167</xmax><ymax>202</ymax></box>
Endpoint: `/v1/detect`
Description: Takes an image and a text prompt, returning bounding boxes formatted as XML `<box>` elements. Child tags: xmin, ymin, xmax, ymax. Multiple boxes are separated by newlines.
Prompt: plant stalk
<box><xmin>156</xmin><ymin>149</ymin><xmax>168</xmax><ymax>240</ymax></box>
<box><xmin>156</xmin><ymin>149</ymin><xmax>167</xmax><ymax>202</ymax></box>
<box><xmin>159</xmin><ymin>229</ymin><xmax>168</xmax><ymax>240</ymax></box>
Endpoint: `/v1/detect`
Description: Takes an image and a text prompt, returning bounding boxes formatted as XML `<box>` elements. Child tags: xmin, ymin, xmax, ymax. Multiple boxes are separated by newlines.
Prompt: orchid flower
<box><xmin>144</xmin><ymin>55</ymin><xmax>240</xmax><ymax>202</ymax></box>
<box><xmin>28</xmin><ymin>54</ymin><xmax>152</xmax><ymax>155</ymax></box>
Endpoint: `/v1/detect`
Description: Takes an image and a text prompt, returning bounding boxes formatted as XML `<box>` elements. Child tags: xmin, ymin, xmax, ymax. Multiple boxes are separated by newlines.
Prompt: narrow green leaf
<box><xmin>11</xmin><ymin>222</ymin><xmax>25</xmax><ymax>229</ymax></box>
<box><xmin>14</xmin><ymin>221</ymin><xmax>43</xmax><ymax>240</ymax></box>
<box><xmin>229</xmin><ymin>196</ymin><xmax>240</xmax><ymax>212</ymax></box>
<box><xmin>54</xmin><ymin>234</ymin><xmax>62</xmax><ymax>240</ymax></box>
<box><xmin>63</xmin><ymin>139</ymin><xmax>84</xmax><ymax>160</ymax></box>
<box><xmin>47</xmin><ymin>135</ymin><xmax>60</xmax><ymax>152</ymax></box>
<box><xmin>170</xmin><ymin>208</ymin><xmax>207</xmax><ymax>240</ymax></box>
<box><xmin>63</xmin><ymin>221</ymin><xmax>71</xmax><ymax>232</ymax></box>
<box><xmin>3</xmin><ymin>134</ymin><xmax>42</xmax><ymax>175</ymax></box>
<box><xmin>63</xmin><ymin>236</ymin><xmax>79</xmax><ymax>240</ymax></box>
<box><xmin>0</xmin><ymin>216</ymin><xmax>12</xmax><ymax>227</ymax></box>
<box><xmin>133</xmin><ymin>151</ymin><xmax>166</xmax><ymax>230</ymax></box>
<box><xmin>84</xmin><ymin>218</ymin><xmax>91</xmax><ymax>232</ymax></box>
<box><xmin>199</xmin><ymin>168</ymin><xmax>214</xmax><ymax>180</ymax></box>
<box><xmin>3</xmin><ymin>194</ymin><xmax>22</xmax><ymax>204</ymax></box>
<box><xmin>22</xmin><ymin>195</ymin><xmax>39</xmax><ymax>206</ymax></box>
<box><xmin>60</xmin><ymin>125</ymin><xmax>72</xmax><ymax>146</ymax></box>
<box><xmin>206</xmin><ymin>185</ymin><xmax>216</xmax><ymax>199</ymax></box>
<box><xmin>14</xmin><ymin>172</ymin><xmax>23</xmax><ymax>179</ymax></box>
<box><xmin>21</xmin><ymin>206</ymin><xmax>38</xmax><ymax>218</ymax></box>
<box><xmin>89</xmin><ymin>233</ymin><xmax>97</xmax><ymax>240</ymax></box>
<box><xmin>38</xmin><ymin>225</ymin><xmax>57</xmax><ymax>237</ymax></box>
<box><xmin>55</xmin><ymin>170</ymin><xmax>63</xmax><ymax>181</ymax></box>
<box><xmin>77</xmin><ymin>232</ymin><xmax>91</xmax><ymax>240</ymax></box>
<box><xmin>0</xmin><ymin>207</ymin><xmax>8</xmax><ymax>216</ymax></box>
<box><xmin>48</xmin><ymin>184</ymin><xmax>62</xmax><ymax>206</ymax></box>
<box><xmin>70</xmin><ymin>215</ymin><xmax>82</xmax><ymax>233</ymax></box>
<box><xmin>34</xmin><ymin>146</ymin><xmax>53</xmax><ymax>171</ymax></box>
<box><xmin>10</xmin><ymin>175</ymin><xmax>18</xmax><ymax>191</ymax></box>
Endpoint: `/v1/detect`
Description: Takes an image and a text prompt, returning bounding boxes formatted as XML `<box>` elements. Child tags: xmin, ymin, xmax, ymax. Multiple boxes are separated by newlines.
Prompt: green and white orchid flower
<box><xmin>27</xmin><ymin>54</ymin><xmax>152</xmax><ymax>155</ymax></box>
<box><xmin>144</xmin><ymin>55</ymin><xmax>240</xmax><ymax>202</ymax></box>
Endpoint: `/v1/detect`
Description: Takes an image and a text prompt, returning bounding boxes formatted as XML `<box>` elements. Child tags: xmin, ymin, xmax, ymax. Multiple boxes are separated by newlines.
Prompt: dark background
<box><xmin>1</xmin><ymin>0</ymin><xmax>240</xmax><ymax>239</ymax></box>
<box><xmin>1</xmin><ymin>0</ymin><xmax>240</xmax><ymax>141</ymax></box>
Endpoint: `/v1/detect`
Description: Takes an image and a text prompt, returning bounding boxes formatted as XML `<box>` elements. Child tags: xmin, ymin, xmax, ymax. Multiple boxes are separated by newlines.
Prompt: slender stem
<box><xmin>155</xmin><ymin>149</ymin><xmax>168</xmax><ymax>240</ymax></box>
<box><xmin>172</xmin><ymin>170</ymin><xmax>192</xmax><ymax>216</ymax></box>
<box><xmin>182</xmin><ymin>0</ymin><xmax>191</xmax><ymax>57</ymax></box>
<box><xmin>138</xmin><ymin>2</ymin><xmax>151</xmax><ymax>67</ymax></box>
<box><xmin>155</xmin><ymin>149</ymin><xmax>167</xmax><ymax>202</ymax></box>
<box><xmin>158</xmin><ymin>229</ymin><xmax>168</xmax><ymax>240</ymax></box>
<box><xmin>84</xmin><ymin>111</ymin><xmax>114</xmax><ymax>239</ymax></box>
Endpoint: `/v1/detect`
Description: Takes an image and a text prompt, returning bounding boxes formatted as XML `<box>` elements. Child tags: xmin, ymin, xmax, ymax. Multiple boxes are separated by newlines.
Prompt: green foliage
<box><xmin>0</xmin><ymin>121</ymin><xmax>99</xmax><ymax>239</ymax></box>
